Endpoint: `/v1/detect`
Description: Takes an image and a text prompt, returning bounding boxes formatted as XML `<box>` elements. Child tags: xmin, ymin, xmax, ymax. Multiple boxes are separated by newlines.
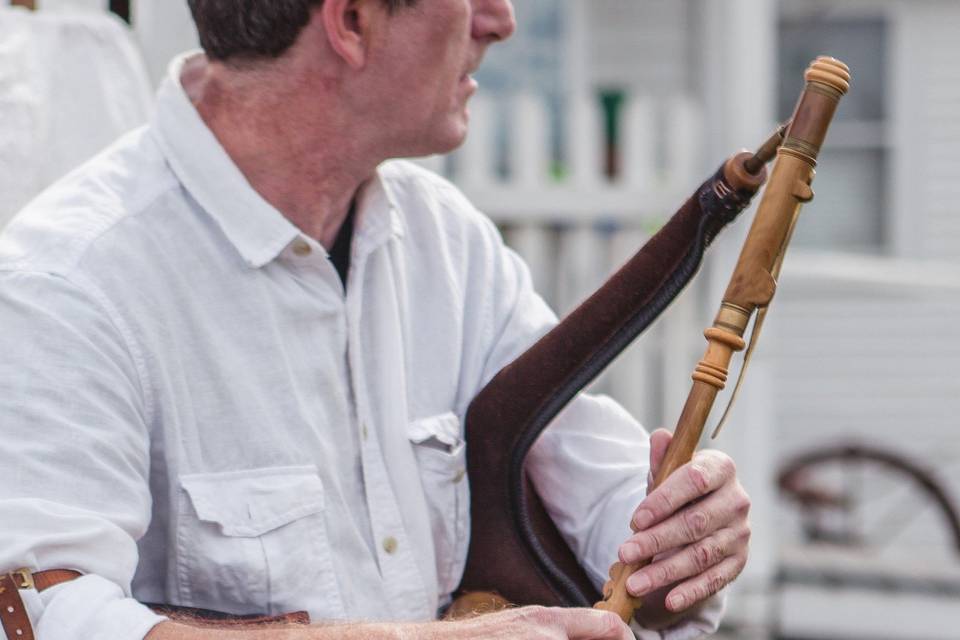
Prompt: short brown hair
<box><xmin>187</xmin><ymin>0</ymin><xmax>417</xmax><ymax>63</ymax></box>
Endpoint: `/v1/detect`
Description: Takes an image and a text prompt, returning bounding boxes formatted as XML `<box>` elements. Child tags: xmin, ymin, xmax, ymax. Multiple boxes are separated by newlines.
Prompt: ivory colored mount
<box><xmin>806</xmin><ymin>56</ymin><xmax>851</xmax><ymax>96</ymax></box>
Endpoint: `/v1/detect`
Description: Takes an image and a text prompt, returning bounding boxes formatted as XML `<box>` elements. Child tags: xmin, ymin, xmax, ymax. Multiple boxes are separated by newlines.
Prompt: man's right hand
<box><xmin>148</xmin><ymin>605</ymin><xmax>632</xmax><ymax>640</ymax></box>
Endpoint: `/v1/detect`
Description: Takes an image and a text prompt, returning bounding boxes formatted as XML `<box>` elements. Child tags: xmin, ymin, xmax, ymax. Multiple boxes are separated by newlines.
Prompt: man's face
<box><xmin>368</xmin><ymin>0</ymin><xmax>516</xmax><ymax>157</ymax></box>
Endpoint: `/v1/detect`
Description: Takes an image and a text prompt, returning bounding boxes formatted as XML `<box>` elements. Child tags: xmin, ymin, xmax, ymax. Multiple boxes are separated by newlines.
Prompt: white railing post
<box><xmin>512</xmin><ymin>92</ymin><xmax>551</xmax><ymax>190</ymax></box>
<box><xmin>621</xmin><ymin>96</ymin><xmax>657</xmax><ymax>192</ymax></box>
<box><xmin>555</xmin><ymin>223</ymin><xmax>606</xmax><ymax>315</ymax></box>
<box><xmin>506</xmin><ymin>223</ymin><xmax>555</xmax><ymax>304</ymax></box>
<box><xmin>567</xmin><ymin>92</ymin><xmax>605</xmax><ymax>190</ymax></box>
<box><xmin>664</xmin><ymin>97</ymin><xmax>703</xmax><ymax>192</ymax></box>
<box><xmin>605</xmin><ymin>227</ymin><xmax>657</xmax><ymax>423</ymax></box>
<box><xmin>458</xmin><ymin>94</ymin><xmax>496</xmax><ymax>190</ymax></box>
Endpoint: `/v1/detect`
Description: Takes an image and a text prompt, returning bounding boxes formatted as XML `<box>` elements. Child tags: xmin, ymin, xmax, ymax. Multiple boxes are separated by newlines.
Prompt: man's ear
<box><xmin>319</xmin><ymin>0</ymin><xmax>379</xmax><ymax>69</ymax></box>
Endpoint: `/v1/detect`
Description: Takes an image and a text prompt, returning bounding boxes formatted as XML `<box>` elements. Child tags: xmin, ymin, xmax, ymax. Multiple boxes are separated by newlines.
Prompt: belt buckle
<box><xmin>11</xmin><ymin>568</ymin><xmax>34</xmax><ymax>590</ymax></box>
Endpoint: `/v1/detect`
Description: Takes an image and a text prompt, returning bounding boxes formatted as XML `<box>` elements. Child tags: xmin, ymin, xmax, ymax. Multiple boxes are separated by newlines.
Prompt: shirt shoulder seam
<box><xmin>0</xmin><ymin>269</ymin><xmax>156</xmax><ymax>427</ymax></box>
<box><xmin>64</xmin><ymin>175</ymin><xmax>181</xmax><ymax>275</ymax></box>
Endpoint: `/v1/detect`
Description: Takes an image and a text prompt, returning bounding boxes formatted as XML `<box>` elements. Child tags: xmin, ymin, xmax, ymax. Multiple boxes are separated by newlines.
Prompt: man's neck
<box><xmin>181</xmin><ymin>55</ymin><xmax>376</xmax><ymax>250</ymax></box>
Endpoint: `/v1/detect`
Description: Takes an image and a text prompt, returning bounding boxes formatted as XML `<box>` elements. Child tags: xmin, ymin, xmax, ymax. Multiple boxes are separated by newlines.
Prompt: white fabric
<box><xmin>0</xmin><ymin>6</ymin><xmax>152</xmax><ymax>228</ymax></box>
<box><xmin>0</xmin><ymin>53</ymin><xmax>722</xmax><ymax>640</ymax></box>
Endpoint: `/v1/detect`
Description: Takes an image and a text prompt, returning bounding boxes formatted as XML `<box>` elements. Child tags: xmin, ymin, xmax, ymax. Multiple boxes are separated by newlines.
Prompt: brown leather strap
<box><xmin>0</xmin><ymin>570</ymin><xmax>80</xmax><ymax>640</ymax></box>
<box><xmin>0</xmin><ymin>573</ymin><xmax>36</xmax><ymax>640</ymax></box>
<box><xmin>31</xmin><ymin>570</ymin><xmax>82</xmax><ymax>593</ymax></box>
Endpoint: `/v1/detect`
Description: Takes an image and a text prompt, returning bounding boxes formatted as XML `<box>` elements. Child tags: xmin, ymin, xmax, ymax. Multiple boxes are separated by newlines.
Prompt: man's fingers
<box><xmin>553</xmin><ymin>607</ymin><xmax>633</xmax><ymax>639</ymax></box>
<box><xmin>648</xmin><ymin>429</ymin><xmax>672</xmax><ymax>481</ymax></box>
<box><xmin>621</xmin><ymin>480</ymin><xmax>750</xmax><ymax>562</ymax></box>
<box><xmin>663</xmin><ymin>554</ymin><xmax>747</xmax><ymax>612</ymax></box>
<box><xmin>631</xmin><ymin>449</ymin><xmax>737</xmax><ymax>532</ymax></box>
<box><xmin>622</xmin><ymin>525</ymin><xmax>746</xmax><ymax>597</ymax></box>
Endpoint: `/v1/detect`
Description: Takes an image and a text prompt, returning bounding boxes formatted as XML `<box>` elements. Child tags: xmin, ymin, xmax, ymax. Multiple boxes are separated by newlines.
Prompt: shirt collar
<box><xmin>354</xmin><ymin>168</ymin><xmax>406</xmax><ymax>257</ymax></box>
<box><xmin>151</xmin><ymin>52</ymin><xmax>404</xmax><ymax>269</ymax></box>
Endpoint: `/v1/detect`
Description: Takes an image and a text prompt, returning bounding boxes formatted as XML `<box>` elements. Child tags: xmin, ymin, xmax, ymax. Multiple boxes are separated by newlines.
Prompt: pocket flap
<box><xmin>180</xmin><ymin>466</ymin><xmax>324</xmax><ymax>537</ymax></box>
<box><xmin>407</xmin><ymin>412</ymin><xmax>462</xmax><ymax>450</ymax></box>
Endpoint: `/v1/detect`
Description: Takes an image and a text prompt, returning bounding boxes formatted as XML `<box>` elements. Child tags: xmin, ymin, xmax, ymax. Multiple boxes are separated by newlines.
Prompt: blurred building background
<box><xmin>3</xmin><ymin>0</ymin><xmax>960</xmax><ymax>637</ymax></box>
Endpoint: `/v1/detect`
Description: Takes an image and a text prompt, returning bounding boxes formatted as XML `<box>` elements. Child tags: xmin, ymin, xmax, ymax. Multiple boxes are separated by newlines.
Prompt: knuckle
<box><xmin>694</xmin><ymin>542</ymin><xmax>713</xmax><ymax>570</ymax></box>
<box><xmin>734</xmin><ymin>488</ymin><xmax>752</xmax><ymax>515</ymax></box>
<box><xmin>687</xmin><ymin>464</ymin><xmax>711</xmax><ymax>495</ymax></box>
<box><xmin>693</xmin><ymin>540</ymin><xmax>723</xmax><ymax>571</ymax></box>
<box><xmin>689</xmin><ymin>582</ymin><xmax>710</xmax><ymax>604</ymax></box>
<box><xmin>683</xmin><ymin>509</ymin><xmax>710</xmax><ymax>539</ymax></box>
<box><xmin>647</xmin><ymin>529</ymin><xmax>667</xmax><ymax>555</ymax></box>
<box><xmin>654</xmin><ymin>563</ymin><xmax>674</xmax><ymax>585</ymax></box>
<box><xmin>651</xmin><ymin>489</ymin><xmax>675</xmax><ymax>517</ymax></box>
<box><xmin>717</xmin><ymin>454</ymin><xmax>737</xmax><ymax>479</ymax></box>
<box><xmin>707</xmin><ymin>570</ymin><xmax>727</xmax><ymax>595</ymax></box>
<box><xmin>712</xmin><ymin>542</ymin><xmax>726</xmax><ymax>564</ymax></box>
<box><xmin>597</xmin><ymin>610</ymin><xmax>622</xmax><ymax>636</ymax></box>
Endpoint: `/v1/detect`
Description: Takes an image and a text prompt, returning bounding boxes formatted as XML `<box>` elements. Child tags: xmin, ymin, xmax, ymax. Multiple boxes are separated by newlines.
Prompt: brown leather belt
<box><xmin>0</xmin><ymin>569</ymin><xmax>310</xmax><ymax>639</ymax></box>
<box><xmin>0</xmin><ymin>569</ymin><xmax>81</xmax><ymax>640</ymax></box>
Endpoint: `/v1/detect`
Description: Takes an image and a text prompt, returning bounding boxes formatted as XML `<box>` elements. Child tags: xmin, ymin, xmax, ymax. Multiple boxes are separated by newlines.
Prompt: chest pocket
<box><xmin>407</xmin><ymin>412</ymin><xmax>470</xmax><ymax>599</ymax></box>
<box><xmin>176</xmin><ymin>465</ymin><xmax>343</xmax><ymax>618</ymax></box>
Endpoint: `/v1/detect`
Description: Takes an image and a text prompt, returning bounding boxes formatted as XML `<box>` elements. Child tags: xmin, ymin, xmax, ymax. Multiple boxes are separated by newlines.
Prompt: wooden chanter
<box><xmin>596</xmin><ymin>56</ymin><xmax>851</xmax><ymax>621</ymax></box>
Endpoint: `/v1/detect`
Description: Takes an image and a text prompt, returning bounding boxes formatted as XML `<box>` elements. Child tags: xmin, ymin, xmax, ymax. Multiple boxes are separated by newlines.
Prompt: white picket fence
<box><xmin>418</xmin><ymin>92</ymin><xmax>712</xmax><ymax>429</ymax></box>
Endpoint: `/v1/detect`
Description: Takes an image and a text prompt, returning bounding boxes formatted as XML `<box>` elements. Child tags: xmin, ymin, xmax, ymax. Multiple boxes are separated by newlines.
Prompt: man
<box><xmin>0</xmin><ymin>1</ymin><xmax>750</xmax><ymax>638</ymax></box>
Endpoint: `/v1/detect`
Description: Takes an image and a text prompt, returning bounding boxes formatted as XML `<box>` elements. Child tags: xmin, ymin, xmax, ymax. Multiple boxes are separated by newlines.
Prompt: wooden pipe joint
<box><xmin>693</xmin><ymin>360</ymin><xmax>729</xmax><ymax>390</ymax></box>
<box><xmin>704</xmin><ymin>326</ymin><xmax>747</xmax><ymax>352</ymax></box>
<box><xmin>692</xmin><ymin>327</ymin><xmax>746</xmax><ymax>389</ymax></box>
<box><xmin>692</xmin><ymin>370</ymin><xmax>726</xmax><ymax>390</ymax></box>
<box><xmin>724</xmin><ymin>151</ymin><xmax>768</xmax><ymax>193</ymax></box>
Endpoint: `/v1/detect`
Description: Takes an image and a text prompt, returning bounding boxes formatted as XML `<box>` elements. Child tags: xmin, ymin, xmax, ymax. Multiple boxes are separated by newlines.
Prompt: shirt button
<box><xmin>292</xmin><ymin>240</ymin><xmax>312</xmax><ymax>256</ymax></box>
<box><xmin>382</xmin><ymin>536</ymin><xmax>398</xmax><ymax>554</ymax></box>
<box><xmin>453</xmin><ymin>468</ymin><xmax>466</xmax><ymax>484</ymax></box>
<box><xmin>361</xmin><ymin>423</ymin><xmax>369</xmax><ymax>441</ymax></box>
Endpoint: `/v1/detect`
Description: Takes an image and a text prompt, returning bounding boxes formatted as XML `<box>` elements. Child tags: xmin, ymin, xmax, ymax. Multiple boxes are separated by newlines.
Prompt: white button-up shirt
<box><xmin>0</xmin><ymin>54</ymin><xmax>722</xmax><ymax>640</ymax></box>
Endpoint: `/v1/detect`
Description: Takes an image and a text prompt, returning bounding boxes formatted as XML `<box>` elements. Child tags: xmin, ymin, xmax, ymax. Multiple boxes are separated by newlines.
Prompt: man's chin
<box><xmin>409</xmin><ymin>127</ymin><xmax>469</xmax><ymax>159</ymax></box>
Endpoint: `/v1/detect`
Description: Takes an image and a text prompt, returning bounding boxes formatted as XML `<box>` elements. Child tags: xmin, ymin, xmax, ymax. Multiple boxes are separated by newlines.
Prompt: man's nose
<box><xmin>472</xmin><ymin>0</ymin><xmax>516</xmax><ymax>43</ymax></box>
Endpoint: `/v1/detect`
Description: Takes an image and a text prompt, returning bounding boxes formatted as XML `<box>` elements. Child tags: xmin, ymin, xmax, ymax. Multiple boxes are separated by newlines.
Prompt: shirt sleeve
<box><xmin>0</xmin><ymin>271</ymin><xmax>166</xmax><ymax>640</ymax></box>
<box><xmin>466</xmin><ymin>217</ymin><xmax>725</xmax><ymax>638</ymax></box>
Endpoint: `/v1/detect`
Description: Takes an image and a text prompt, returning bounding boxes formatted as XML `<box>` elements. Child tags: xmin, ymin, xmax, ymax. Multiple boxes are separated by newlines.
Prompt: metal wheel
<box><xmin>778</xmin><ymin>443</ymin><xmax>960</xmax><ymax>558</ymax></box>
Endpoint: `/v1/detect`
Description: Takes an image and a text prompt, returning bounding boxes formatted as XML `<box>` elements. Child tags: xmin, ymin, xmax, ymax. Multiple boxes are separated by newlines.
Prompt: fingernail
<box><xmin>619</xmin><ymin>543</ymin><xmax>639</xmax><ymax>563</ymax></box>
<box><xmin>668</xmin><ymin>593</ymin><xmax>686</xmax><ymax>610</ymax></box>
<box><xmin>633</xmin><ymin>508</ymin><xmax>654</xmax><ymax>531</ymax></box>
<box><xmin>627</xmin><ymin>573</ymin><xmax>652</xmax><ymax>596</ymax></box>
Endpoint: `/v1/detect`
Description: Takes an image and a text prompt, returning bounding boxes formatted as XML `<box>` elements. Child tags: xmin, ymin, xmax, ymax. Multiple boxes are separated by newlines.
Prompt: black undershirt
<box><xmin>329</xmin><ymin>201</ymin><xmax>356</xmax><ymax>289</ymax></box>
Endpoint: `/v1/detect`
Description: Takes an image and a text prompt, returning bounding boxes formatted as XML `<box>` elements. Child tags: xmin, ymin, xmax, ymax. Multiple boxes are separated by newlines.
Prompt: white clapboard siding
<box><xmin>765</xmin><ymin>255</ymin><xmax>960</xmax><ymax>557</ymax></box>
<box><xmin>898</xmin><ymin>2</ymin><xmax>960</xmax><ymax>261</ymax></box>
<box><xmin>586</xmin><ymin>0</ymin><xmax>695</xmax><ymax>94</ymax></box>
<box><xmin>760</xmin><ymin>2</ymin><xmax>960</xmax><ymax>563</ymax></box>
